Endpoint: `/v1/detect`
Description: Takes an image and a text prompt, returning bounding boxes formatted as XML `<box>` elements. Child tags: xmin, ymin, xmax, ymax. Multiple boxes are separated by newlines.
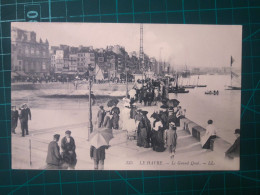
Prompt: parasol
<box><xmin>168</xmin><ymin>99</ymin><xmax>180</xmax><ymax>107</ymax></box>
<box><xmin>107</xmin><ymin>98</ymin><xmax>119</xmax><ymax>107</ymax></box>
<box><xmin>89</xmin><ymin>128</ymin><xmax>114</xmax><ymax>149</ymax></box>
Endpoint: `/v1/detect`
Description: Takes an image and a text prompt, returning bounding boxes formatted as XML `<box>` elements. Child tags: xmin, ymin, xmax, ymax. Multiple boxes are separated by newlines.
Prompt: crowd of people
<box><xmin>12</xmin><ymin>78</ymin><xmax>240</xmax><ymax>170</ymax></box>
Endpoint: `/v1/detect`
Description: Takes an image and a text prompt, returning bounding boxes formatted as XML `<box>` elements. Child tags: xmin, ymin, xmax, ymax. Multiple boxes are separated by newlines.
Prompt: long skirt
<box><xmin>151</xmin><ymin>130</ymin><xmax>165</xmax><ymax>152</ymax></box>
<box><xmin>137</xmin><ymin>128</ymin><xmax>149</xmax><ymax>148</ymax></box>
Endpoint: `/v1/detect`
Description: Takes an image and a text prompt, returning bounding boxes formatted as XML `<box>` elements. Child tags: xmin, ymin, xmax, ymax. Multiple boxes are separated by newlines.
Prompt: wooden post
<box><xmin>88</xmin><ymin>78</ymin><xmax>93</xmax><ymax>141</ymax></box>
<box><xmin>29</xmin><ymin>139</ymin><xmax>32</xmax><ymax>166</ymax></box>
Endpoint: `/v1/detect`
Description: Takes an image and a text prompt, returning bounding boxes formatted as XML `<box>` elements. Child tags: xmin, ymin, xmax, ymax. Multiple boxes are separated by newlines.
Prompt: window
<box><xmin>19</xmin><ymin>61</ymin><xmax>22</xmax><ymax>65</ymax></box>
<box><xmin>25</xmin><ymin>47</ymin><xmax>29</xmax><ymax>54</ymax></box>
<box><xmin>42</xmin><ymin>62</ymin><xmax>46</xmax><ymax>70</ymax></box>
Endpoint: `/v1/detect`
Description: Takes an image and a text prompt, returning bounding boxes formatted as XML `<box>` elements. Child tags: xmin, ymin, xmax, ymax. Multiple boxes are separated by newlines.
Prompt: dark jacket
<box><xmin>90</xmin><ymin>145</ymin><xmax>109</xmax><ymax>161</ymax></box>
<box><xmin>61</xmin><ymin>137</ymin><xmax>77</xmax><ymax>166</ymax></box>
<box><xmin>225</xmin><ymin>137</ymin><xmax>240</xmax><ymax>158</ymax></box>
<box><xmin>11</xmin><ymin>110</ymin><xmax>19</xmax><ymax>125</ymax></box>
<box><xmin>111</xmin><ymin>106</ymin><xmax>120</xmax><ymax>116</ymax></box>
<box><xmin>61</xmin><ymin>137</ymin><xmax>76</xmax><ymax>152</ymax></box>
<box><xmin>46</xmin><ymin>141</ymin><xmax>62</xmax><ymax>166</ymax></box>
<box><xmin>19</xmin><ymin>108</ymin><xmax>31</xmax><ymax>122</ymax></box>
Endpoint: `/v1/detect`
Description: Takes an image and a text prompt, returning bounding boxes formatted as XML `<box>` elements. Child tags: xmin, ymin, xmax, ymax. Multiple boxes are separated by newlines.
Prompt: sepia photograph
<box><xmin>11</xmin><ymin>22</ymin><xmax>241</xmax><ymax>170</ymax></box>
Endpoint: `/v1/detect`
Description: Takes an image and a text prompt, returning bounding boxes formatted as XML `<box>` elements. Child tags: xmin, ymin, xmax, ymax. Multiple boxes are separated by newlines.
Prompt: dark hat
<box><xmin>234</xmin><ymin>129</ymin><xmax>240</xmax><ymax>134</ymax></box>
<box><xmin>65</xmin><ymin>130</ymin><xmax>71</xmax><ymax>135</ymax></box>
<box><xmin>208</xmin><ymin>120</ymin><xmax>213</xmax><ymax>124</ymax></box>
<box><xmin>141</xmin><ymin>110</ymin><xmax>148</xmax><ymax>115</ymax></box>
<box><xmin>160</xmin><ymin>105</ymin><xmax>168</xmax><ymax>109</ymax></box>
<box><xmin>53</xmin><ymin>134</ymin><xmax>60</xmax><ymax>140</ymax></box>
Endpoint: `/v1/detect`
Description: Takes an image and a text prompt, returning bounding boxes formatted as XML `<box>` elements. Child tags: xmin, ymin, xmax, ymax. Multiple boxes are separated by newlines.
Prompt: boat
<box><xmin>169</xmin><ymin>87</ymin><xmax>189</xmax><ymax>93</ymax></box>
<box><xmin>205</xmin><ymin>90</ymin><xmax>219</xmax><ymax>95</ymax></box>
<box><xmin>226</xmin><ymin>86</ymin><xmax>241</xmax><ymax>90</ymax></box>
<box><xmin>197</xmin><ymin>85</ymin><xmax>207</xmax><ymax>88</ymax></box>
<box><xmin>196</xmin><ymin>75</ymin><xmax>207</xmax><ymax>88</ymax></box>
<box><xmin>225</xmin><ymin>56</ymin><xmax>241</xmax><ymax>90</ymax></box>
<box><xmin>181</xmin><ymin>65</ymin><xmax>191</xmax><ymax>78</ymax></box>
<box><xmin>183</xmin><ymin>85</ymin><xmax>196</xmax><ymax>89</ymax></box>
<box><xmin>182</xmin><ymin>77</ymin><xmax>196</xmax><ymax>88</ymax></box>
<box><xmin>168</xmin><ymin>74</ymin><xmax>189</xmax><ymax>93</ymax></box>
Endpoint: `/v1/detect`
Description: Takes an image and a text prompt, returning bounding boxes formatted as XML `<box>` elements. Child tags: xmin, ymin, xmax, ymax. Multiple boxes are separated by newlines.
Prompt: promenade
<box><xmin>12</xmin><ymin>102</ymin><xmax>239</xmax><ymax>170</ymax></box>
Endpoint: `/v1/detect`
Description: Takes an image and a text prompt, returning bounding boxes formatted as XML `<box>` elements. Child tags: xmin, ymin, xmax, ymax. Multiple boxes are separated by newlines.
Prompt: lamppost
<box><xmin>86</xmin><ymin>64</ymin><xmax>94</xmax><ymax>141</ymax></box>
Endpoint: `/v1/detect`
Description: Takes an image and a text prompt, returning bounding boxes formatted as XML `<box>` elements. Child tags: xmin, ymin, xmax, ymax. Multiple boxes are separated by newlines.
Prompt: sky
<box><xmin>12</xmin><ymin>22</ymin><xmax>242</xmax><ymax>70</ymax></box>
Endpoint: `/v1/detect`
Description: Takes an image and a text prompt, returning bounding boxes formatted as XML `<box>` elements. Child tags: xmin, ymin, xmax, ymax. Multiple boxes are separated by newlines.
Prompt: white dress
<box><xmin>121</xmin><ymin>107</ymin><xmax>136</xmax><ymax>133</ymax></box>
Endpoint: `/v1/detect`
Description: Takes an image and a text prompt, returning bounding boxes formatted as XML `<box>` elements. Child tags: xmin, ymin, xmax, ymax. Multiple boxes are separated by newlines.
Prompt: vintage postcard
<box><xmin>11</xmin><ymin>22</ymin><xmax>241</xmax><ymax>170</ymax></box>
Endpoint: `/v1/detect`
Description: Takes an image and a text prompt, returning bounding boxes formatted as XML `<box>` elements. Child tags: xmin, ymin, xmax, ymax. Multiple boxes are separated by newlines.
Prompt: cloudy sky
<box><xmin>12</xmin><ymin>22</ymin><xmax>242</xmax><ymax>70</ymax></box>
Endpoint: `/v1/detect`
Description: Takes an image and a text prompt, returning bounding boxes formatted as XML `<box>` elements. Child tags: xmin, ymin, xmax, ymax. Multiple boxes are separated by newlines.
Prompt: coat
<box><xmin>11</xmin><ymin>110</ymin><xmax>19</xmax><ymax>128</ymax></box>
<box><xmin>90</xmin><ymin>145</ymin><xmax>109</xmax><ymax>161</ymax></box>
<box><xmin>225</xmin><ymin>137</ymin><xmax>240</xmax><ymax>158</ymax></box>
<box><xmin>46</xmin><ymin>141</ymin><xmax>62</xmax><ymax>166</ymax></box>
<box><xmin>19</xmin><ymin>108</ymin><xmax>31</xmax><ymax>123</ymax></box>
<box><xmin>61</xmin><ymin>136</ymin><xmax>77</xmax><ymax>166</ymax></box>
<box><xmin>166</xmin><ymin>129</ymin><xmax>177</xmax><ymax>147</ymax></box>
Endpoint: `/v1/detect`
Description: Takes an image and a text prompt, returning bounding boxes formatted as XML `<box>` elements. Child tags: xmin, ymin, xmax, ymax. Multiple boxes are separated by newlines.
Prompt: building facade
<box><xmin>11</xmin><ymin>27</ymin><xmax>50</xmax><ymax>74</ymax></box>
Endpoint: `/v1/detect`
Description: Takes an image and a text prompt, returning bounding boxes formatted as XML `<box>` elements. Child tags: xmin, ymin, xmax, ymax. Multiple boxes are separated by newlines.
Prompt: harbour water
<box><xmin>169</xmin><ymin>74</ymin><xmax>241</xmax><ymax>144</ymax></box>
<box><xmin>12</xmin><ymin>75</ymin><xmax>241</xmax><ymax>144</ymax></box>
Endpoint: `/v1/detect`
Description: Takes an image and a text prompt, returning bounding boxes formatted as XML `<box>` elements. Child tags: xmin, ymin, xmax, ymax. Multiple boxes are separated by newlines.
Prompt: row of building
<box><xmin>11</xmin><ymin>27</ymin><xmax>171</xmax><ymax>80</ymax></box>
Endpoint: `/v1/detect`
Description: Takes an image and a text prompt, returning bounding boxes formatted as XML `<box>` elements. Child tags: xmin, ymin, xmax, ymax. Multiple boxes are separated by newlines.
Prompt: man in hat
<box><xmin>61</xmin><ymin>130</ymin><xmax>77</xmax><ymax>169</ymax></box>
<box><xmin>11</xmin><ymin>106</ymin><xmax>19</xmax><ymax>134</ymax></box>
<box><xmin>97</xmin><ymin>106</ymin><xmax>106</xmax><ymax>128</ymax></box>
<box><xmin>225</xmin><ymin>129</ymin><xmax>240</xmax><ymax>159</ymax></box>
<box><xmin>46</xmin><ymin>134</ymin><xmax>62</xmax><ymax>169</ymax></box>
<box><xmin>90</xmin><ymin>91</ymin><xmax>96</xmax><ymax>105</ymax></box>
<box><xmin>19</xmin><ymin>103</ymin><xmax>31</xmax><ymax>137</ymax></box>
<box><xmin>165</xmin><ymin>122</ymin><xmax>178</xmax><ymax>158</ymax></box>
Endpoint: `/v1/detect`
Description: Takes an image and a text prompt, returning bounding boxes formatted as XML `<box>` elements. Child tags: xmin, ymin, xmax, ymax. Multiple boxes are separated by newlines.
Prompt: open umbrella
<box><xmin>168</xmin><ymin>99</ymin><xmax>180</xmax><ymax>107</ymax></box>
<box><xmin>89</xmin><ymin>128</ymin><xmax>114</xmax><ymax>149</ymax></box>
<box><xmin>107</xmin><ymin>98</ymin><xmax>119</xmax><ymax>107</ymax></box>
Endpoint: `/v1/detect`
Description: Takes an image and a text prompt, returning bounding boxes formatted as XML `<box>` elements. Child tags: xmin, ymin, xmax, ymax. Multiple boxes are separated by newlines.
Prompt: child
<box><xmin>166</xmin><ymin>122</ymin><xmax>177</xmax><ymax>158</ymax></box>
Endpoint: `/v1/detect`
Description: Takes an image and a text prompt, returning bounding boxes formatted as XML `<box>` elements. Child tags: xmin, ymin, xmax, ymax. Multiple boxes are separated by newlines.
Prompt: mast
<box><xmin>139</xmin><ymin>24</ymin><xmax>144</xmax><ymax>82</ymax></box>
<box><xmin>230</xmin><ymin>56</ymin><xmax>235</xmax><ymax>87</ymax></box>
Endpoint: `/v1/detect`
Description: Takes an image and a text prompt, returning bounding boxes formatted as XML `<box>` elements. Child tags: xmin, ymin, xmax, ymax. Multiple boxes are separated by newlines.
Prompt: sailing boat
<box><xmin>169</xmin><ymin>74</ymin><xmax>189</xmax><ymax>93</ymax></box>
<box><xmin>183</xmin><ymin>76</ymin><xmax>196</xmax><ymax>88</ymax></box>
<box><xmin>226</xmin><ymin>56</ymin><xmax>241</xmax><ymax>90</ymax></box>
<box><xmin>196</xmin><ymin>75</ymin><xmax>207</xmax><ymax>87</ymax></box>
